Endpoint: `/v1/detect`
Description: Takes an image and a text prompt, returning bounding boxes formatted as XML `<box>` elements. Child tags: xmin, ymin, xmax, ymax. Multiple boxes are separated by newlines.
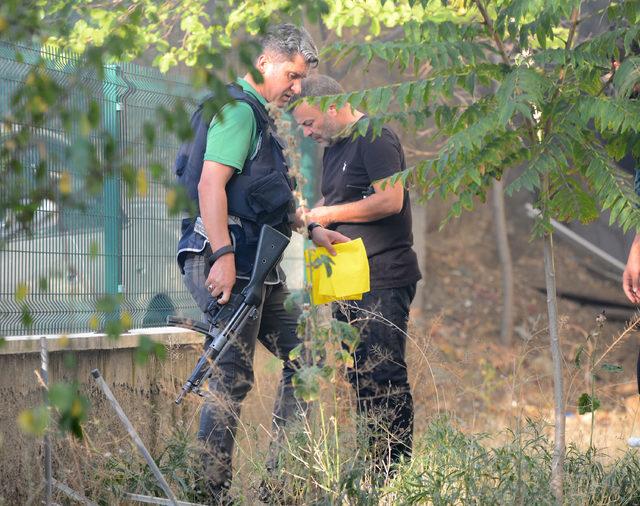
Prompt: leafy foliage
<box><xmin>578</xmin><ymin>392</ymin><xmax>601</xmax><ymax>415</ymax></box>
<box><xmin>291</xmin><ymin>300</ymin><xmax>360</xmax><ymax>401</ymax></box>
<box><xmin>316</xmin><ymin>0</ymin><xmax>640</xmax><ymax>234</ymax></box>
<box><xmin>134</xmin><ymin>335</ymin><xmax>168</xmax><ymax>365</ymax></box>
<box><xmin>601</xmin><ymin>363</ymin><xmax>624</xmax><ymax>373</ymax></box>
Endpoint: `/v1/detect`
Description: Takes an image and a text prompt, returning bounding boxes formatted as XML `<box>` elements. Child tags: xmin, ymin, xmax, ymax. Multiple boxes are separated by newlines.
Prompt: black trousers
<box><xmin>333</xmin><ymin>283</ymin><xmax>417</xmax><ymax>470</ymax></box>
<box><xmin>182</xmin><ymin>253</ymin><xmax>305</xmax><ymax>493</ymax></box>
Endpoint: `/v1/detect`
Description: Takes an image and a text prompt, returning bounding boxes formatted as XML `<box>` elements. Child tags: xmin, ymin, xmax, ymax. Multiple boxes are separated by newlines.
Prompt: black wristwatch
<box><xmin>206</xmin><ymin>244</ymin><xmax>235</xmax><ymax>266</ymax></box>
<box><xmin>307</xmin><ymin>221</ymin><xmax>322</xmax><ymax>239</ymax></box>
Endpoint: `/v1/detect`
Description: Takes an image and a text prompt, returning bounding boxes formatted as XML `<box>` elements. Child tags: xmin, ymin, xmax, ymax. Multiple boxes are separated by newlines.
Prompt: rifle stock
<box><xmin>241</xmin><ymin>225</ymin><xmax>290</xmax><ymax>306</ymax></box>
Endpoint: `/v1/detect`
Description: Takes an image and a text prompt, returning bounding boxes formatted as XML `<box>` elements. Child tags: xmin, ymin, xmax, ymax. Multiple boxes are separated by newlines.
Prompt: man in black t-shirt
<box><xmin>292</xmin><ymin>74</ymin><xmax>422</xmax><ymax>471</ymax></box>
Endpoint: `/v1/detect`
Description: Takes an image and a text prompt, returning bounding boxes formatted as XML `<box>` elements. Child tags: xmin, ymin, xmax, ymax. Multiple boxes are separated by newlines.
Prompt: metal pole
<box><xmin>51</xmin><ymin>479</ymin><xmax>99</xmax><ymax>506</ymax></box>
<box><xmin>102</xmin><ymin>64</ymin><xmax>123</xmax><ymax>321</ymax></box>
<box><xmin>525</xmin><ymin>203</ymin><xmax>626</xmax><ymax>272</ymax></box>
<box><xmin>299</xmin><ymin>129</ymin><xmax>318</xmax><ymax>286</ymax></box>
<box><xmin>90</xmin><ymin>369</ymin><xmax>179</xmax><ymax>506</ymax></box>
<box><xmin>41</xmin><ymin>336</ymin><xmax>52</xmax><ymax>506</ymax></box>
<box><xmin>123</xmin><ymin>492</ymin><xmax>206</xmax><ymax>506</ymax></box>
<box><xmin>300</xmin><ymin>133</ymin><xmax>318</xmax><ymax>205</ymax></box>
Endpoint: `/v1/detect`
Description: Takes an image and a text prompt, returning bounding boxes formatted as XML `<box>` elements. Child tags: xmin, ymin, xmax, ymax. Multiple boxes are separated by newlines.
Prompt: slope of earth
<box><xmin>407</xmin><ymin>186</ymin><xmax>639</xmax><ymax>452</ymax></box>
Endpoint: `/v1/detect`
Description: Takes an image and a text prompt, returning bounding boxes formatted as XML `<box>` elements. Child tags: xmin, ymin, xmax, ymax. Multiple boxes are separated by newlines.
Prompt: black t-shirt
<box><xmin>322</xmin><ymin>121</ymin><xmax>422</xmax><ymax>289</ymax></box>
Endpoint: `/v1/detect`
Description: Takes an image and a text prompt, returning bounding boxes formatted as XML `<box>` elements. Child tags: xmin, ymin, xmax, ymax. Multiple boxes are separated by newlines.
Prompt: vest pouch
<box><xmin>175</xmin><ymin>152</ymin><xmax>188</xmax><ymax>177</ymax></box>
<box><xmin>246</xmin><ymin>171</ymin><xmax>294</xmax><ymax>223</ymax></box>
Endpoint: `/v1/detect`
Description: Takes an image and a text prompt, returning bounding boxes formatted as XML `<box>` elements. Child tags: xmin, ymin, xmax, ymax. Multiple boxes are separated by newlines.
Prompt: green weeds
<box><xmin>83</xmin><ymin>415</ymin><xmax>640</xmax><ymax>505</ymax></box>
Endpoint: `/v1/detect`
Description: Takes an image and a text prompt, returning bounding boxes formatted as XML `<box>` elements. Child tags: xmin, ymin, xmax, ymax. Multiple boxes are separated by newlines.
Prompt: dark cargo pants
<box><xmin>333</xmin><ymin>283</ymin><xmax>416</xmax><ymax>470</ymax></box>
<box><xmin>182</xmin><ymin>253</ymin><xmax>305</xmax><ymax>493</ymax></box>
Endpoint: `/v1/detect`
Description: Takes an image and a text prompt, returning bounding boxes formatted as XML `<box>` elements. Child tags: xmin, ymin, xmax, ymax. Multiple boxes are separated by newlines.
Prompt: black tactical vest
<box><xmin>223</xmin><ymin>84</ymin><xmax>294</xmax><ymax>236</ymax></box>
<box><xmin>176</xmin><ymin>83</ymin><xmax>295</xmax><ymax>275</ymax></box>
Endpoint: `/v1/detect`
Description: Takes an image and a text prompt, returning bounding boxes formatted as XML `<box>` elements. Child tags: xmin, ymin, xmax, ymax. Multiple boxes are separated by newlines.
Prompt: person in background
<box><xmin>622</xmin><ymin>168</ymin><xmax>640</xmax><ymax>404</ymax></box>
<box><xmin>616</xmin><ymin>42</ymin><xmax>640</xmax><ymax>446</ymax></box>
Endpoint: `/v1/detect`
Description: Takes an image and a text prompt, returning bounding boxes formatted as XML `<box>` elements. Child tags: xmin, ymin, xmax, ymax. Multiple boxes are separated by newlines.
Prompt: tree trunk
<box><xmin>491</xmin><ymin>178</ymin><xmax>514</xmax><ymax>345</ymax></box>
<box><xmin>543</xmin><ymin>230</ymin><xmax>565</xmax><ymax>504</ymax></box>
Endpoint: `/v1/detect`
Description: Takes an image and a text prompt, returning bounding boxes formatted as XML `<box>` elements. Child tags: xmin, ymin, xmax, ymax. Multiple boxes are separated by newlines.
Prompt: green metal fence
<box><xmin>0</xmin><ymin>42</ymin><xmax>202</xmax><ymax>336</ymax></box>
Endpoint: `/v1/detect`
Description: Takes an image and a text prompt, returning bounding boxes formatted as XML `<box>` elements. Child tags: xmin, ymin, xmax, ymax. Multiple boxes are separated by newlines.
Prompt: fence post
<box><xmin>40</xmin><ymin>336</ymin><xmax>52</xmax><ymax>505</ymax></box>
<box><xmin>299</xmin><ymin>134</ymin><xmax>318</xmax><ymax>205</ymax></box>
<box><xmin>102</xmin><ymin>64</ymin><xmax>123</xmax><ymax>318</ymax></box>
<box><xmin>299</xmin><ymin>132</ymin><xmax>317</xmax><ymax>285</ymax></box>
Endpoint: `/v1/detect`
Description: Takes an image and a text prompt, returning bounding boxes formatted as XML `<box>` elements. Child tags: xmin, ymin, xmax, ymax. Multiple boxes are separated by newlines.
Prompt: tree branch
<box><xmin>566</xmin><ymin>7</ymin><xmax>580</xmax><ymax>51</ymax></box>
<box><xmin>473</xmin><ymin>0</ymin><xmax>510</xmax><ymax>66</ymax></box>
<box><xmin>474</xmin><ymin>0</ymin><xmax>542</xmax><ymax>144</ymax></box>
<box><xmin>543</xmin><ymin>6</ymin><xmax>581</xmax><ymax>138</ymax></box>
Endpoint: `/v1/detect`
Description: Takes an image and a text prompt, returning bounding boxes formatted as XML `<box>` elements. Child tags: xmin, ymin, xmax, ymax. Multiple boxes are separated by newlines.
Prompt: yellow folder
<box><xmin>304</xmin><ymin>238</ymin><xmax>370</xmax><ymax>305</ymax></box>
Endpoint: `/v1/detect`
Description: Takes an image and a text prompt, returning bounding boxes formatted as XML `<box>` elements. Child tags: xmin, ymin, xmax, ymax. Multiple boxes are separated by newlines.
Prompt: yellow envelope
<box><xmin>304</xmin><ymin>238</ymin><xmax>370</xmax><ymax>305</ymax></box>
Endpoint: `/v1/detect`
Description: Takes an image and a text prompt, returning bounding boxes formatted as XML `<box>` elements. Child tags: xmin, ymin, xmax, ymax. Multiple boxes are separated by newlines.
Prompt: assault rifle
<box><xmin>167</xmin><ymin>224</ymin><xmax>290</xmax><ymax>404</ymax></box>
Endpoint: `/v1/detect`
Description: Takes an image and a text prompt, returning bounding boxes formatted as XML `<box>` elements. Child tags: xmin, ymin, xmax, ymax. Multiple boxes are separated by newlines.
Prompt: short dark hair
<box><xmin>290</xmin><ymin>74</ymin><xmax>344</xmax><ymax>106</ymax></box>
<box><xmin>260</xmin><ymin>24</ymin><xmax>318</xmax><ymax>67</ymax></box>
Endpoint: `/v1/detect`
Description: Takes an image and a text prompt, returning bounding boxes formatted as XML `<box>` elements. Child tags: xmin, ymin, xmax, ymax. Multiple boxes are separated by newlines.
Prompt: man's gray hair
<box><xmin>289</xmin><ymin>74</ymin><xmax>344</xmax><ymax>106</ymax></box>
<box><xmin>260</xmin><ymin>24</ymin><xmax>318</xmax><ymax>67</ymax></box>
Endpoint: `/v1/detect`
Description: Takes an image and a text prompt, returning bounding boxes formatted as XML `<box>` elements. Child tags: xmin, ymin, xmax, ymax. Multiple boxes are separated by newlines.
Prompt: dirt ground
<box><xmin>407</xmin><ymin>193</ymin><xmax>640</xmax><ymax>452</ymax></box>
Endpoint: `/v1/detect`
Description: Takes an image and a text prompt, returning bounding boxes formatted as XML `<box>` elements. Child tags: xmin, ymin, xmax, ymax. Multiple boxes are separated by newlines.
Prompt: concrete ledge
<box><xmin>0</xmin><ymin>327</ymin><xmax>203</xmax><ymax>355</ymax></box>
<box><xmin>0</xmin><ymin>326</ymin><xmax>207</xmax><ymax>503</ymax></box>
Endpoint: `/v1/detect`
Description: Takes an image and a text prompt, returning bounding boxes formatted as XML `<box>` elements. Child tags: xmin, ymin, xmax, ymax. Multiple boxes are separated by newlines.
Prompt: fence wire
<box><xmin>0</xmin><ymin>42</ymin><xmax>202</xmax><ymax>336</ymax></box>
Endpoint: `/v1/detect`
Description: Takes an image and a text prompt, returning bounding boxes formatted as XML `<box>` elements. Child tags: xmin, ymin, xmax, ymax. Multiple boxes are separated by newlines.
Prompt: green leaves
<box><xmin>305</xmin><ymin>81</ymin><xmax>418</xmax><ymax>118</ymax></box>
<box><xmin>310</xmin><ymin>253</ymin><xmax>335</xmax><ymax>278</ymax></box>
<box><xmin>292</xmin><ymin>365</ymin><xmax>330</xmax><ymax>402</ymax></box>
<box><xmin>14</xmin><ymin>282</ymin><xmax>29</xmax><ymax>302</ymax></box>
<box><xmin>582</xmin><ymin>149</ymin><xmax>640</xmax><ymax>233</ymax></box>
<box><xmin>614</xmin><ymin>56</ymin><xmax>640</xmax><ymax>99</ymax></box>
<box><xmin>326</xmin><ymin>39</ymin><xmax>491</xmax><ymax>73</ymax></box>
<box><xmin>495</xmin><ymin>67</ymin><xmax>547</xmax><ymax>125</ymax></box>
<box><xmin>291</xmin><ymin>310</ymin><xmax>359</xmax><ymax>402</ymax></box>
<box><xmin>96</xmin><ymin>294</ymin><xmax>121</xmax><ymax>314</ymax></box>
<box><xmin>495</xmin><ymin>0</ymin><xmax>577</xmax><ymax>50</ymax></box>
<box><xmin>578</xmin><ymin>393</ymin><xmax>601</xmax><ymax>415</ymax></box>
<box><xmin>135</xmin><ymin>335</ymin><xmax>167</xmax><ymax>365</ymax></box>
<box><xmin>330</xmin><ymin>319</ymin><xmax>360</xmax><ymax>353</ymax></box>
<box><xmin>284</xmin><ymin>289</ymin><xmax>307</xmax><ymax>314</ymax></box>
<box><xmin>608</xmin><ymin>1</ymin><xmax>640</xmax><ymax>26</ymax></box>
<box><xmin>601</xmin><ymin>363</ymin><xmax>624</xmax><ymax>373</ymax></box>
<box><xmin>581</xmin><ymin>96</ymin><xmax>640</xmax><ymax>135</ymax></box>
<box><xmin>53</xmin><ymin>386</ymin><xmax>88</xmax><ymax>438</ymax></box>
<box><xmin>18</xmin><ymin>405</ymin><xmax>50</xmax><ymax>436</ymax></box>
<box><xmin>313</xmin><ymin>2</ymin><xmax>640</xmax><ymax>240</ymax></box>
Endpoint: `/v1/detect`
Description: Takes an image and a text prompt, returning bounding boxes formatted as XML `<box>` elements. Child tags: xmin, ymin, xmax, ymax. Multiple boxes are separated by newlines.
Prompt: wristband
<box><xmin>307</xmin><ymin>222</ymin><xmax>322</xmax><ymax>239</ymax></box>
<box><xmin>206</xmin><ymin>244</ymin><xmax>235</xmax><ymax>266</ymax></box>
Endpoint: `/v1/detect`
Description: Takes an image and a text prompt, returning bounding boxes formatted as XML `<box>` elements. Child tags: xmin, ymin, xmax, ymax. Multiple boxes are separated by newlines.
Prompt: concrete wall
<box><xmin>0</xmin><ymin>328</ymin><xmax>204</xmax><ymax>504</ymax></box>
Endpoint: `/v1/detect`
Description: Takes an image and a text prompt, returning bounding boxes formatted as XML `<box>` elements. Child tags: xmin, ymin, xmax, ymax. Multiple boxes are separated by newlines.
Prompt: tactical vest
<box><xmin>176</xmin><ymin>83</ymin><xmax>295</xmax><ymax>276</ymax></box>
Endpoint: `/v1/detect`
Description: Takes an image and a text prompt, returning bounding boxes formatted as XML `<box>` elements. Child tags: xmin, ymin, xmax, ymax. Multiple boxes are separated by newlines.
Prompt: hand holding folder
<box><xmin>305</xmin><ymin>238</ymin><xmax>370</xmax><ymax>305</ymax></box>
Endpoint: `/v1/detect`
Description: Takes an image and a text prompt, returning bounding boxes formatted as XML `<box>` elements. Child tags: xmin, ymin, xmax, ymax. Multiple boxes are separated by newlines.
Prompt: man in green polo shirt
<box><xmin>179</xmin><ymin>24</ymin><xmax>348</xmax><ymax>503</ymax></box>
<box><xmin>203</xmin><ymin>78</ymin><xmax>265</xmax><ymax>173</ymax></box>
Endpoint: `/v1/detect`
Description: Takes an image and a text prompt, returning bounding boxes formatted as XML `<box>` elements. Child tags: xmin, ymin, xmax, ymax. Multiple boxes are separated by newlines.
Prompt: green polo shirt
<box><xmin>203</xmin><ymin>78</ymin><xmax>266</xmax><ymax>173</ymax></box>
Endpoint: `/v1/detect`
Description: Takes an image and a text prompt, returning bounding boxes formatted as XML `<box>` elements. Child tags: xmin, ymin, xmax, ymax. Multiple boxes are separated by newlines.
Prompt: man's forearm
<box><xmin>313</xmin><ymin>192</ymin><xmax>402</xmax><ymax>225</ymax></box>
<box><xmin>199</xmin><ymin>185</ymin><xmax>232</xmax><ymax>250</ymax></box>
<box><xmin>627</xmin><ymin>233</ymin><xmax>640</xmax><ymax>265</ymax></box>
